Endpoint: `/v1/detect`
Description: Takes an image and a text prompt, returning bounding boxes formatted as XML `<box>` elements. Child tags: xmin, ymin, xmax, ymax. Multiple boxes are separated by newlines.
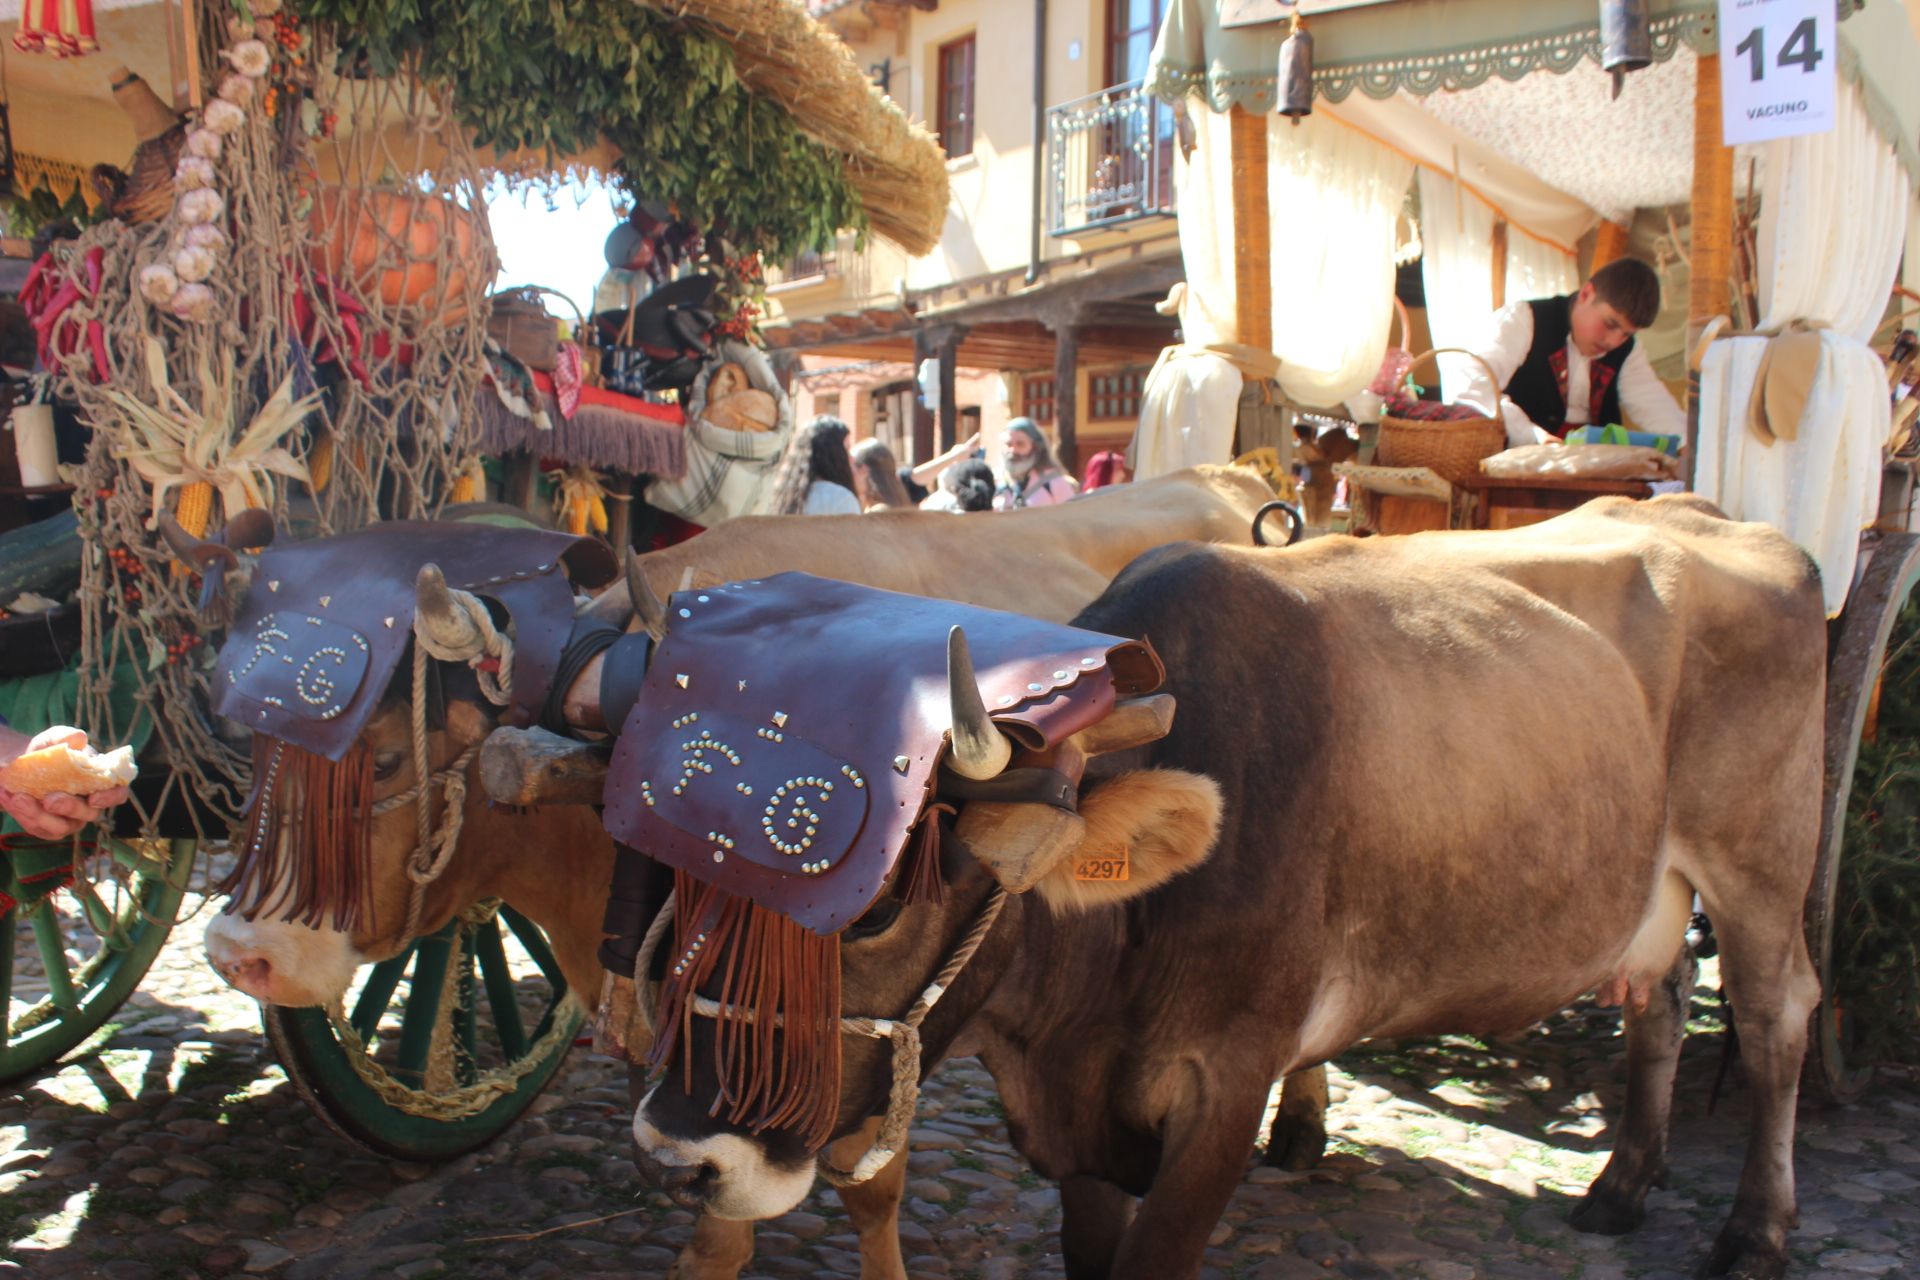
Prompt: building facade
<box><xmin>767</xmin><ymin>0</ymin><xmax>1189</xmax><ymax>481</ymax></box>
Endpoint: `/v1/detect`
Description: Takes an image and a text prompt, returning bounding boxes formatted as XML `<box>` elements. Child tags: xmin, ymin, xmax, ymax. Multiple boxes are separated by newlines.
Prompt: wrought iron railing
<box><xmin>1046</xmin><ymin>80</ymin><xmax>1177</xmax><ymax>237</ymax></box>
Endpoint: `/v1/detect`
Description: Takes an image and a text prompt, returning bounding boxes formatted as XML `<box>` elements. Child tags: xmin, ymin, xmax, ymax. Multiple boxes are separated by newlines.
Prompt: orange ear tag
<box><xmin>1072</xmin><ymin>846</ymin><xmax>1130</xmax><ymax>882</ymax></box>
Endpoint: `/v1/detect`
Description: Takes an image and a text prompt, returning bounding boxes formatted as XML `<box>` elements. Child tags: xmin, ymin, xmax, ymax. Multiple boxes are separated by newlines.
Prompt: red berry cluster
<box><xmin>107</xmin><ymin>544</ymin><xmax>145</xmax><ymax>609</ymax></box>
<box><xmin>164</xmin><ymin>631</ymin><xmax>203</xmax><ymax>667</ymax></box>
<box><xmin>271</xmin><ymin>12</ymin><xmax>302</xmax><ymax>52</ymax></box>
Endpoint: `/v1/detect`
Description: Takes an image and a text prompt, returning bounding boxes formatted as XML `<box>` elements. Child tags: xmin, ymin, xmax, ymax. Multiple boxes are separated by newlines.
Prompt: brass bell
<box><xmin>1277</xmin><ymin>13</ymin><xmax>1313</xmax><ymax>120</ymax></box>
<box><xmin>1598</xmin><ymin>0</ymin><xmax>1652</xmax><ymax>100</ymax></box>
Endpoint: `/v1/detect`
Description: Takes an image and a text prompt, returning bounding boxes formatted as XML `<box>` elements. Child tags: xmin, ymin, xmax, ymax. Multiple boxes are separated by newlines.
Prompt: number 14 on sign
<box><xmin>1717</xmin><ymin>0</ymin><xmax>1836</xmax><ymax>145</ymax></box>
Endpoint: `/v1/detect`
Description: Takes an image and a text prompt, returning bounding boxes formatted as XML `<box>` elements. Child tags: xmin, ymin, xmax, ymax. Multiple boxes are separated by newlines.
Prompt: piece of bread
<box><xmin>704</xmin><ymin>389</ymin><xmax>777</xmax><ymax>433</ymax></box>
<box><xmin>0</xmin><ymin>743</ymin><xmax>138</xmax><ymax>797</ymax></box>
<box><xmin>705</xmin><ymin>363</ymin><xmax>750</xmax><ymax>402</ymax></box>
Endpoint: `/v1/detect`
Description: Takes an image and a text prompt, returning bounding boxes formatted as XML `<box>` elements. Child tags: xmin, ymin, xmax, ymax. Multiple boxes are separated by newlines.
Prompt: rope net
<box><xmin>39</xmin><ymin>9</ymin><xmax>499</xmax><ymax>842</ymax></box>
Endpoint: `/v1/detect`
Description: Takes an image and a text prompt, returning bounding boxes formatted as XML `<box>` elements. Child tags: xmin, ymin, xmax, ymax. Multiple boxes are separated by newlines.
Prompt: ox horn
<box><xmin>946</xmin><ymin>626</ymin><xmax>1012</xmax><ymax>781</ymax></box>
<box><xmin>414</xmin><ymin>563</ymin><xmax>489</xmax><ymax>661</ymax></box>
<box><xmin>626</xmin><ymin>551</ymin><xmax>669</xmax><ymax>642</ymax></box>
<box><xmin>158</xmin><ymin>510</ymin><xmax>272</xmax><ymax>620</ymax></box>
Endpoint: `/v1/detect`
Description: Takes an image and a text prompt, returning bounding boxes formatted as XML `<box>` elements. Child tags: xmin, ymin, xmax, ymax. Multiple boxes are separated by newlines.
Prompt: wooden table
<box><xmin>1457</xmin><ymin>474</ymin><xmax>1654</xmax><ymax>531</ymax></box>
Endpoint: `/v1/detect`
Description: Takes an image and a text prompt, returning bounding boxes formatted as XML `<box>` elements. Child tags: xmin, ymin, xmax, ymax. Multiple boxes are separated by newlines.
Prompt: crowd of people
<box><xmin>769</xmin><ymin>413</ymin><xmax>1128</xmax><ymax>518</ymax></box>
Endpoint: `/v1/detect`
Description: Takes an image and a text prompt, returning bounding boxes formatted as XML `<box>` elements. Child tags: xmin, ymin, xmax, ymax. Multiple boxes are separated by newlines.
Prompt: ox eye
<box><xmin>373</xmin><ymin>751</ymin><xmax>406</xmax><ymax>781</ymax></box>
<box><xmin>844</xmin><ymin>897</ymin><xmax>903</xmax><ymax>943</ymax></box>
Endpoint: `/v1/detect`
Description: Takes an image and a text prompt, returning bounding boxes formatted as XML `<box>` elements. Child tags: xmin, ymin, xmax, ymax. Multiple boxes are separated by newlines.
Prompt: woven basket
<box><xmin>487</xmin><ymin>285</ymin><xmax>587</xmax><ymax>375</ymax></box>
<box><xmin>1375</xmin><ymin>348</ymin><xmax>1507</xmax><ymax>487</ymax></box>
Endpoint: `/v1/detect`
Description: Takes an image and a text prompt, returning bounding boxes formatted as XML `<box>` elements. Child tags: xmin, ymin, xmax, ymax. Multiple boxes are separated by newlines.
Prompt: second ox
<box><xmin>508</xmin><ymin>495</ymin><xmax>1825</xmax><ymax>1280</ymax></box>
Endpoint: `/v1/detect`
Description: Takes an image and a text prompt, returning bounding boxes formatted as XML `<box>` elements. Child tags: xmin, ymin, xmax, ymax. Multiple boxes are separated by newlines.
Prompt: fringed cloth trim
<box><xmin>650</xmin><ymin>869</ymin><xmax>843</xmax><ymax>1151</ymax></box>
<box><xmin>221</xmin><ymin>736</ymin><xmax>376</xmax><ymax>933</ymax></box>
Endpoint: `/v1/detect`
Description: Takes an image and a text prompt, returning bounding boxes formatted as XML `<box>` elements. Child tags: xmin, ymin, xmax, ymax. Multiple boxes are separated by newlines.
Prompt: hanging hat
<box><xmin>1747</xmin><ymin>323</ymin><xmax>1828</xmax><ymax>445</ymax></box>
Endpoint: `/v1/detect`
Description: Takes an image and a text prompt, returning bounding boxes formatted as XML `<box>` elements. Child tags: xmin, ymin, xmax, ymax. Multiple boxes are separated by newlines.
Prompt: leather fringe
<box><xmin>220</xmin><ymin>736</ymin><xmax>375</xmax><ymax>933</ymax></box>
<box><xmin>897</xmin><ymin>804</ymin><xmax>951</xmax><ymax>907</ymax></box>
<box><xmin>650</xmin><ymin>869</ymin><xmax>842</xmax><ymax>1151</ymax></box>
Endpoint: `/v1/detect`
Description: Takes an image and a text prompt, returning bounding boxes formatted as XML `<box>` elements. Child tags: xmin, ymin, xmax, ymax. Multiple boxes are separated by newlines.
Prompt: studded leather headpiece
<box><xmin>213</xmin><ymin>521</ymin><xmax>617</xmax><ymax>760</ymax></box>
<box><xmin>601</xmin><ymin>572</ymin><xmax>1162</xmax><ymax>934</ymax></box>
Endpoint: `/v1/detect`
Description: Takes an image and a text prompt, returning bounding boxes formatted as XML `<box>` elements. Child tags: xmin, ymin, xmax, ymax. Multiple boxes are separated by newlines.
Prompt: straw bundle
<box><xmin>642</xmin><ymin>0</ymin><xmax>949</xmax><ymax>256</ymax></box>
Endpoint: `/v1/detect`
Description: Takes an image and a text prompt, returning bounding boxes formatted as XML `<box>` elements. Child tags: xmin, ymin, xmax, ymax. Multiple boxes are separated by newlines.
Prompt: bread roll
<box><xmin>705</xmin><ymin>363</ymin><xmax>750</xmax><ymax>403</ymax></box>
<box><xmin>1</xmin><ymin>744</ymin><xmax>138</xmax><ymax>797</ymax></box>
<box><xmin>704</xmin><ymin>389</ymin><xmax>778</xmax><ymax>434</ymax></box>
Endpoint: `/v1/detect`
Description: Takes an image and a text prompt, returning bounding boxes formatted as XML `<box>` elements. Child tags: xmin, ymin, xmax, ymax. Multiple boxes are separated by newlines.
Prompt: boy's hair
<box><xmin>1588</xmin><ymin>258</ymin><xmax>1661</xmax><ymax>330</ymax></box>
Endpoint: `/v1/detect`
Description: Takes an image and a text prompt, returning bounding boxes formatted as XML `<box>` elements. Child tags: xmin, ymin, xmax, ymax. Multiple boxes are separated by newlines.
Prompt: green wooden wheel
<box><xmin>264</xmin><ymin>904</ymin><xmax>583</xmax><ymax>1161</ymax></box>
<box><xmin>0</xmin><ymin>837</ymin><xmax>195</xmax><ymax>1083</ymax></box>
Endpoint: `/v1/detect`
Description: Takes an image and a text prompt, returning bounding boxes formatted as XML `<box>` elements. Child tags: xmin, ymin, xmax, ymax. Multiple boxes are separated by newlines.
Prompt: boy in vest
<box><xmin>1458</xmin><ymin>257</ymin><xmax>1685</xmax><ymax>447</ymax></box>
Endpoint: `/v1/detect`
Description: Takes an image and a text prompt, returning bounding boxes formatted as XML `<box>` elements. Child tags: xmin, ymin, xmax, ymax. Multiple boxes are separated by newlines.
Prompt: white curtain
<box><xmin>1172</xmin><ymin>105</ymin><xmax>1238</xmax><ymax>348</ymax></box>
<box><xmin>1756</xmin><ymin>80</ymin><xmax>1912</xmax><ymax>341</ymax></box>
<box><xmin>1417</xmin><ymin>167</ymin><xmax>1579</xmax><ymax>401</ymax></box>
<box><xmin>1266</xmin><ymin>116</ymin><xmax>1414</xmax><ymax>407</ymax></box>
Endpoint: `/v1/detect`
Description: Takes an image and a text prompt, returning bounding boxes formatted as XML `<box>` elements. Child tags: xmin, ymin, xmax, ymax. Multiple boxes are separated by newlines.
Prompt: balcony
<box><xmin>1046</xmin><ymin>80</ymin><xmax>1177</xmax><ymax>238</ymax></box>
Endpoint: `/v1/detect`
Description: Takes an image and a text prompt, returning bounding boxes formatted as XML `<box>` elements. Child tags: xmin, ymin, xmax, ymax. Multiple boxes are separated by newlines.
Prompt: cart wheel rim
<box><xmin>265</xmin><ymin>904</ymin><xmax>582</xmax><ymax>1162</ymax></box>
<box><xmin>0</xmin><ymin>838</ymin><xmax>194</xmax><ymax>1083</ymax></box>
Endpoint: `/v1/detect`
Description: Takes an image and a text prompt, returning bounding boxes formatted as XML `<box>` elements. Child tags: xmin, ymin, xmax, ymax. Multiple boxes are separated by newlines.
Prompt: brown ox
<box><xmin>626</xmin><ymin>496</ymin><xmax>1826</xmax><ymax>1280</ymax></box>
<box><xmin>201</xmin><ymin>465</ymin><xmax>1292</xmax><ymax>1280</ymax></box>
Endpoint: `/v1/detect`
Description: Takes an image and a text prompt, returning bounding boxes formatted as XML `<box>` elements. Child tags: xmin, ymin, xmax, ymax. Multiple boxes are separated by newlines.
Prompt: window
<box><xmin>1089</xmin><ymin>367</ymin><xmax>1150</xmax><ymax>421</ymax></box>
<box><xmin>937</xmin><ymin>36</ymin><xmax>975</xmax><ymax>158</ymax></box>
<box><xmin>1023</xmin><ymin>374</ymin><xmax>1057</xmax><ymax>425</ymax></box>
<box><xmin>1106</xmin><ymin>0</ymin><xmax>1164</xmax><ymax>86</ymax></box>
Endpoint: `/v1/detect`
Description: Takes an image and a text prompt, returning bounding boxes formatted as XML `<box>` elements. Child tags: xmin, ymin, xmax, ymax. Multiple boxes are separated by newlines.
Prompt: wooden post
<box><xmin>1591</xmin><ymin>220</ymin><xmax>1632</xmax><ymax>272</ymax></box>
<box><xmin>1228</xmin><ymin>106</ymin><xmax>1271</xmax><ymax>351</ymax></box>
<box><xmin>1050</xmin><ymin>318</ymin><xmax>1082</xmax><ymax>476</ymax></box>
<box><xmin>1688</xmin><ymin>54</ymin><xmax>1734</xmax><ymax>349</ymax></box>
<box><xmin>932</xmin><ymin>325</ymin><xmax>965</xmax><ymax>452</ymax></box>
<box><xmin>1685</xmin><ymin>52</ymin><xmax>1734</xmax><ymax>485</ymax></box>
<box><xmin>1490</xmin><ymin>220</ymin><xmax>1510</xmax><ymax>309</ymax></box>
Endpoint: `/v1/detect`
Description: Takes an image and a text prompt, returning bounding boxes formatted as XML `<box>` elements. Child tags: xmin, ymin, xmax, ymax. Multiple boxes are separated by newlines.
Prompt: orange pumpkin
<box><xmin>308</xmin><ymin>186</ymin><xmax>487</xmax><ymax>327</ymax></box>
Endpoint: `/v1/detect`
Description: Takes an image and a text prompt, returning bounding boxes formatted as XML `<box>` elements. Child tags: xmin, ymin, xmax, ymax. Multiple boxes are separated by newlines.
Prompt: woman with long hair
<box><xmin>849</xmin><ymin>437</ymin><xmax>912</xmax><ymax>510</ymax></box>
<box><xmin>768</xmin><ymin>416</ymin><xmax>863</xmax><ymax>515</ymax></box>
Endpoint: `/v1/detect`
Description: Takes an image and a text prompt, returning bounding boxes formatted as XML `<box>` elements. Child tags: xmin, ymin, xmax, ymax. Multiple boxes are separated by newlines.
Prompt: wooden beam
<box><xmin>1229</xmin><ymin>106</ymin><xmax>1270</xmax><ymax>351</ymax></box>
<box><xmin>1490</xmin><ymin>219</ymin><xmax>1509</xmax><ymax>310</ymax></box>
<box><xmin>1590</xmin><ymin>219</ymin><xmax>1632</xmax><ymax>272</ymax></box>
<box><xmin>929</xmin><ymin>324</ymin><xmax>965</xmax><ymax>452</ymax></box>
<box><xmin>911</xmin><ymin>327</ymin><xmax>936</xmax><ymax>464</ymax></box>
<box><xmin>1046</xmin><ymin>309</ymin><xmax>1083</xmax><ymax>476</ymax></box>
<box><xmin>915</xmin><ymin>256</ymin><xmax>1185</xmax><ymax>329</ymax></box>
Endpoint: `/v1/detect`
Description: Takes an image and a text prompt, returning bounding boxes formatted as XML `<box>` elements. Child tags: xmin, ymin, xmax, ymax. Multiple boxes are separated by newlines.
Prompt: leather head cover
<box><xmin>601</xmin><ymin>573</ymin><xmax>1162</xmax><ymax>934</ymax></box>
<box><xmin>213</xmin><ymin>522</ymin><xmax>616</xmax><ymax>760</ymax></box>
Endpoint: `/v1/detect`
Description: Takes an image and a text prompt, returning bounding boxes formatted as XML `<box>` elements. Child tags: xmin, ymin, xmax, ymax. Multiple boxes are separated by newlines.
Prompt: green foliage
<box><xmin>3</xmin><ymin>184</ymin><xmax>99</xmax><ymax>238</ymax></box>
<box><xmin>289</xmin><ymin>0</ymin><xmax>864</xmax><ymax>258</ymax></box>
<box><xmin>1835</xmin><ymin>595</ymin><xmax>1920</xmax><ymax>1065</ymax></box>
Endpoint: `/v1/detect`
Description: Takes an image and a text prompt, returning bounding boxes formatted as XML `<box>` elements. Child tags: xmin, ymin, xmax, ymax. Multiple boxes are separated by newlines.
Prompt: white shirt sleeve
<box><xmin>1616</xmin><ymin>342</ymin><xmax>1687</xmax><ymax>438</ymax></box>
<box><xmin>1459</xmin><ymin>302</ymin><xmax>1546</xmax><ymax>447</ymax></box>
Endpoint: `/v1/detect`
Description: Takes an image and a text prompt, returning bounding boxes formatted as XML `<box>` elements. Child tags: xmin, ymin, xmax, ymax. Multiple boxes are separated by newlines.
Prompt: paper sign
<box><xmin>1718</xmin><ymin>0</ymin><xmax>1837</xmax><ymax>145</ymax></box>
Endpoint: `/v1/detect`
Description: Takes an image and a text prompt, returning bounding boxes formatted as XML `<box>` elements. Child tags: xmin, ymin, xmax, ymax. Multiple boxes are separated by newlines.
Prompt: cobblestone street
<box><xmin>4</xmin><ymin>886</ymin><xmax>1918</xmax><ymax>1280</ymax></box>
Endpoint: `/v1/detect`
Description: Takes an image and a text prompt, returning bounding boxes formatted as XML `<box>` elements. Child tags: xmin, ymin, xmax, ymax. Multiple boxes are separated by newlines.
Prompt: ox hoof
<box><xmin>1262</xmin><ymin>1116</ymin><xmax>1327</xmax><ymax>1171</ymax></box>
<box><xmin>1696</xmin><ymin>1229</ymin><xmax>1789</xmax><ymax>1280</ymax></box>
<box><xmin>1569</xmin><ymin>1187</ymin><xmax>1645</xmax><ymax>1236</ymax></box>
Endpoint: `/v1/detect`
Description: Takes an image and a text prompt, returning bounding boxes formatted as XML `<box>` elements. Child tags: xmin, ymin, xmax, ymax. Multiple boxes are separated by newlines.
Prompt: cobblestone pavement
<box><xmin>5</xmin><ymin>886</ymin><xmax>1920</xmax><ymax>1280</ymax></box>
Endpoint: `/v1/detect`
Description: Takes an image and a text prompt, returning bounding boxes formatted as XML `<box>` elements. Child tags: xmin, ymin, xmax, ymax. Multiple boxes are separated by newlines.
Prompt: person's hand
<box><xmin>954</xmin><ymin>431</ymin><xmax>982</xmax><ymax>456</ymax></box>
<box><xmin>0</xmin><ymin>725</ymin><xmax>131</xmax><ymax>840</ymax></box>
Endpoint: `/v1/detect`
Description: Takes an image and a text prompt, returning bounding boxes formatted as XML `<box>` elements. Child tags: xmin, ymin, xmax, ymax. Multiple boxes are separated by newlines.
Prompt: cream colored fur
<box><xmin>1035</xmin><ymin>769</ymin><xmax>1225</xmax><ymax>912</ymax></box>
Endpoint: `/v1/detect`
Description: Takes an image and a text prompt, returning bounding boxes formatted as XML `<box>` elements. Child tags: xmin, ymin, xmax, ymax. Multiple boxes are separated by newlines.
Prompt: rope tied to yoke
<box><xmin>628</xmin><ymin>882</ymin><xmax>1009</xmax><ymax>1187</ymax></box>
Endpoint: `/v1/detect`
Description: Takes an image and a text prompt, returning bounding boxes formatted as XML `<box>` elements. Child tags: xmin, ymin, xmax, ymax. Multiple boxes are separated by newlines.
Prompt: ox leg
<box><xmin>1107</xmin><ymin>1081</ymin><xmax>1269</xmax><ymax>1280</ymax></box>
<box><xmin>668</xmin><ymin>1216</ymin><xmax>755</xmax><ymax>1280</ymax></box>
<box><xmin>1694</xmin><ymin>908</ymin><xmax>1819</xmax><ymax>1280</ymax></box>
<box><xmin>1262</xmin><ymin>1065</ymin><xmax>1329</xmax><ymax>1171</ymax></box>
<box><xmin>826</xmin><ymin>1117</ymin><xmax>910</xmax><ymax>1280</ymax></box>
<box><xmin>1061</xmin><ymin>1175</ymin><xmax>1134</xmax><ymax>1280</ymax></box>
<box><xmin>1571</xmin><ymin>946</ymin><xmax>1696</xmax><ymax>1235</ymax></box>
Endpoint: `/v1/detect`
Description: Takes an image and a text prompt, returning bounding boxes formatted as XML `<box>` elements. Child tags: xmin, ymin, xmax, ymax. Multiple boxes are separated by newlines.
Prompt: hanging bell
<box><xmin>1598</xmin><ymin>0</ymin><xmax>1652</xmax><ymax>100</ymax></box>
<box><xmin>1277</xmin><ymin>14</ymin><xmax>1313</xmax><ymax>120</ymax></box>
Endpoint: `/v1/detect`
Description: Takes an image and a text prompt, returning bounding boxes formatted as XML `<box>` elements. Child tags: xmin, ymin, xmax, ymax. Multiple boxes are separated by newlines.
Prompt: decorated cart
<box><xmin>1147</xmin><ymin>0</ymin><xmax>1920</xmax><ymax>1094</ymax></box>
<box><xmin>1</xmin><ymin>0</ymin><xmax>945</xmax><ymax>1154</ymax></box>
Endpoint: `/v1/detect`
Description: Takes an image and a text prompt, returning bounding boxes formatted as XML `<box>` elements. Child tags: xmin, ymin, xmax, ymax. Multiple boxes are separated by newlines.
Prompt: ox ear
<box><xmin>1032</xmin><ymin>769</ymin><xmax>1223</xmax><ymax>912</ymax></box>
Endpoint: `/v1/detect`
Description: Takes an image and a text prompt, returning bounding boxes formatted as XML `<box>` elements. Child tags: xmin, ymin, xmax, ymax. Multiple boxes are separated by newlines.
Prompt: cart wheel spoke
<box><xmin>473</xmin><ymin>915</ymin><xmax>530</xmax><ymax>1062</ymax></box>
<box><xmin>393</xmin><ymin>923</ymin><xmax>457</xmax><ymax>1086</ymax></box>
<box><xmin>498</xmin><ymin>905</ymin><xmax>567</xmax><ymax>992</ymax></box>
<box><xmin>454</xmin><ymin>930</ymin><xmax>480</xmax><ymax>1087</ymax></box>
<box><xmin>29</xmin><ymin>907</ymin><xmax>79</xmax><ymax>1014</ymax></box>
<box><xmin>349</xmin><ymin>951</ymin><xmax>415</xmax><ymax>1042</ymax></box>
<box><xmin>0</xmin><ymin>907</ymin><xmax>14</xmax><ymax>1052</ymax></box>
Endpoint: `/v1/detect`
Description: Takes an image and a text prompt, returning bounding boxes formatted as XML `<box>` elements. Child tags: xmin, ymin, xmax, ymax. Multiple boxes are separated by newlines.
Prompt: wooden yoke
<box><xmin>479</xmin><ymin>726</ymin><xmax>612</xmax><ymax>807</ymax></box>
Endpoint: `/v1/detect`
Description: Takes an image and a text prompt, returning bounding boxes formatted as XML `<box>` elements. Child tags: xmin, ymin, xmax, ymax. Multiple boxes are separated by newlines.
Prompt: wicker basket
<box><xmin>1375</xmin><ymin>348</ymin><xmax>1507</xmax><ymax>487</ymax></box>
<box><xmin>486</xmin><ymin>286</ymin><xmax>586</xmax><ymax>373</ymax></box>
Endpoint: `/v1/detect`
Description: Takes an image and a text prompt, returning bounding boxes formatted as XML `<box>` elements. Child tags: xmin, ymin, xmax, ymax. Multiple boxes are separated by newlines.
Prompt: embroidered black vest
<box><xmin>1505</xmin><ymin>294</ymin><xmax>1632</xmax><ymax>436</ymax></box>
